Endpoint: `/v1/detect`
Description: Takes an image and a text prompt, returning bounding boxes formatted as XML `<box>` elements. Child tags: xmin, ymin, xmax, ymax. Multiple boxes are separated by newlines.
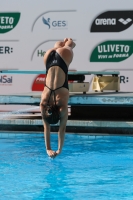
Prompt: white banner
<box><xmin>0</xmin><ymin>0</ymin><xmax>133</xmax><ymax>94</ymax></box>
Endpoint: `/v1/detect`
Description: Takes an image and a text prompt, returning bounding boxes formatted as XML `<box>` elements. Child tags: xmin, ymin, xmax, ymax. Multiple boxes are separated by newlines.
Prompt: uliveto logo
<box><xmin>0</xmin><ymin>75</ymin><xmax>13</xmax><ymax>85</ymax></box>
<box><xmin>0</xmin><ymin>12</ymin><xmax>20</xmax><ymax>34</ymax></box>
<box><xmin>42</xmin><ymin>17</ymin><xmax>68</xmax><ymax>29</ymax></box>
<box><xmin>90</xmin><ymin>40</ymin><xmax>133</xmax><ymax>62</ymax></box>
<box><xmin>90</xmin><ymin>11</ymin><xmax>133</xmax><ymax>32</ymax></box>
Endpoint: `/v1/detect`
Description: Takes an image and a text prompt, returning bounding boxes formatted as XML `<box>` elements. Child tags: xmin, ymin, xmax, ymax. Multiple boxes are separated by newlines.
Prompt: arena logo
<box><xmin>90</xmin><ymin>40</ymin><xmax>133</xmax><ymax>62</ymax></box>
<box><xmin>0</xmin><ymin>75</ymin><xmax>13</xmax><ymax>85</ymax></box>
<box><xmin>42</xmin><ymin>17</ymin><xmax>67</xmax><ymax>29</ymax></box>
<box><xmin>90</xmin><ymin>11</ymin><xmax>133</xmax><ymax>32</ymax></box>
<box><xmin>0</xmin><ymin>12</ymin><xmax>20</xmax><ymax>34</ymax></box>
<box><xmin>0</xmin><ymin>46</ymin><xmax>13</xmax><ymax>54</ymax></box>
<box><xmin>32</xmin><ymin>74</ymin><xmax>46</xmax><ymax>91</ymax></box>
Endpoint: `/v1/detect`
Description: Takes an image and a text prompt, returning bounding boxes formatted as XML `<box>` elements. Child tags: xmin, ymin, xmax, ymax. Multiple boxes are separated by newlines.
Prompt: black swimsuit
<box><xmin>46</xmin><ymin>50</ymin><xmax>68</xmax><ymax>90</ymax></box>
<box><xmin>45</xmin><ymin>50</ymin><xmax>69</xmax><ymax>105</ymax></box>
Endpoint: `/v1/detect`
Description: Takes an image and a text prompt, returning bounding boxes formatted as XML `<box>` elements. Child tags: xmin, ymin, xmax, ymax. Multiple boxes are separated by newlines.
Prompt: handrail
<box><xmin>0</xmin><ymin>70</ymin><xmax>120</xmax><ymax>75</ymax></box>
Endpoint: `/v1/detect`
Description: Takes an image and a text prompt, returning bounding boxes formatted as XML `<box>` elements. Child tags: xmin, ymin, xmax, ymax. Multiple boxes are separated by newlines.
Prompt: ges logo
<box><xmin>42</xmin><ymin>17</ymin><xmax>67</xmax><ymax>29</ymax></box>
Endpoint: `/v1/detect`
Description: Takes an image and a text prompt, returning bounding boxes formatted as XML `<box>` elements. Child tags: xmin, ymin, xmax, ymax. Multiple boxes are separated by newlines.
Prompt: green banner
<box><xmin>0</xmin><ymin>12</ymin><xmax>21</xmax><ymax>34</ymax></box>
<box><xmin>90</xmin><ymin>41</ymin><xmax>133</xmax><ymax>62</ymax></box>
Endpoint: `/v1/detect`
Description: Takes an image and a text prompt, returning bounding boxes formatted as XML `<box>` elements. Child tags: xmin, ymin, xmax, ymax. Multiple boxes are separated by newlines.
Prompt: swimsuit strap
<box><xmin>45</xmin><ymin>86</ymin><xmax>55</xmax><ymax>105</ymax></box>
<box><xmin>45</xmin><ymin>84</ymin><xmax>65</xmax><ymax>105</ymax></box>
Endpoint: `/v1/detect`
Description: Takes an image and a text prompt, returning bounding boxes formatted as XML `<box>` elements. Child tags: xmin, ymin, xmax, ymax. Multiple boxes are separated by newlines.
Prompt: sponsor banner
<box><xmin>119</xmin><ymin>71</ymin><xmax>133</xmax><ymax>91</ymax></box>
<box><xmin>0</xmin><ymin>12</ymin><xmax>20</xmax><ymax>34</ymax></box>
<box><xmin>0</xmin><ymin>75</ymin><xmax>13</xmax><ymax>85</ymax></box>
<box><xmin>90</xmin><ymin>41</ymin><xmax>133</xmax><ymax>62</ymax></box>
<box><xmin>90</xmin><ymin>11</ymin><xmax>133</xmax><ymax>32</ymax></box>
<box><xmin>31</xmin><ymin>40</ymin><xmax>54</xmax><ymax>62</ymax></box>
<box><xmin>0</xmin><ymin>1</ymin><xmax>133</xmax><ymax>94</ymax></box>
<box><xmin>0</xmin><ymin>74</ymin><xmax>35</xmax><ymax>95</ymax></box>
<box><xmin>0</xmin><ymin>46</ymin><xmax>13</xmax><ymax>54</ymax></box>
<box><xmin>31</xmin><ymin>10</ymin><xmax>76</xmax><ymax>32</ymax></box>
<box><xmin>0</xmin><ymin>40</ymin><xmax>20</xmax><ymax>69</ymax></box>
<box><xmin>31</xmin><ymin>40</ymin><xmax>58</xmax><ymax>69</ymax></box>
<box><xmin>32</xmin><ymin>74</ymin><xmax>46</xmax><ymax>91</ymax></box>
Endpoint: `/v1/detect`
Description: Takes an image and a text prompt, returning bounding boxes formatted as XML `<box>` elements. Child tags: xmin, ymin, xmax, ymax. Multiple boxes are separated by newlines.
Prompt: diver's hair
<box><xmin>42</xmin><ymin>105</ymin><xmax>60</xmax><ymax>124</ymax></box>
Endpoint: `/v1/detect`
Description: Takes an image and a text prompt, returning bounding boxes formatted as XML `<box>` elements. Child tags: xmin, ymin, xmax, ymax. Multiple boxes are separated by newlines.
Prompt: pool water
<box><xmin>0</xmin><ymin>133</ymin><xmax>133</xmax><ymax>200</ymax></box>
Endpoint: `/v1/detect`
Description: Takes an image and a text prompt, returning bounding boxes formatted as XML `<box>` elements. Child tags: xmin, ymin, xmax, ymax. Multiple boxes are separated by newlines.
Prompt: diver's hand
<box><xmin>55</xmin><ymin>150</ymin><xmax>61</xmax><ymax>157</ymax></box>
<box><xmin>46</xmin><ymin>149</ymin><xmax>57</xmax><ymax>158</ymax></box>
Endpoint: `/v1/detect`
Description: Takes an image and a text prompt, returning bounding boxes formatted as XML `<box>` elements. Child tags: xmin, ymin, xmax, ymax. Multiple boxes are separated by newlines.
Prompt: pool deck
<box><xmin>0</xmin><ymin>91</ymin><xmax>133</xmax><ymax>134</ymax></box>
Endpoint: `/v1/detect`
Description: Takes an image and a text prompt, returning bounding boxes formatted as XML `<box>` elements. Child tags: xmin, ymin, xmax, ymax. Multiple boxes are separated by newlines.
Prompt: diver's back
<box><xmin>46</xmin><ymin>65</ymin><xmax>66</xmax><ymax>90</ymax></box>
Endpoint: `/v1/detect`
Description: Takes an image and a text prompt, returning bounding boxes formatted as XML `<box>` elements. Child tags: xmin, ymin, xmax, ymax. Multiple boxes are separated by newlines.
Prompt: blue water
<box><xmin>0</xmin><ymin>133</ymin><xmax>133</xmax><ymax>200</ymax></box>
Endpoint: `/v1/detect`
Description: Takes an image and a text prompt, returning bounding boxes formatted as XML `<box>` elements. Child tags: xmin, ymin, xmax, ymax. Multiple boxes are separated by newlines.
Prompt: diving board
<box><xmin>0</xmin><ymin>93</ymin><xmax>133</xmax><ymax>106</ymax></box>
<box><xmin>0</xmin><ymin>70</ymin><xmax>120</xmax><ymax>76</ymax></box>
